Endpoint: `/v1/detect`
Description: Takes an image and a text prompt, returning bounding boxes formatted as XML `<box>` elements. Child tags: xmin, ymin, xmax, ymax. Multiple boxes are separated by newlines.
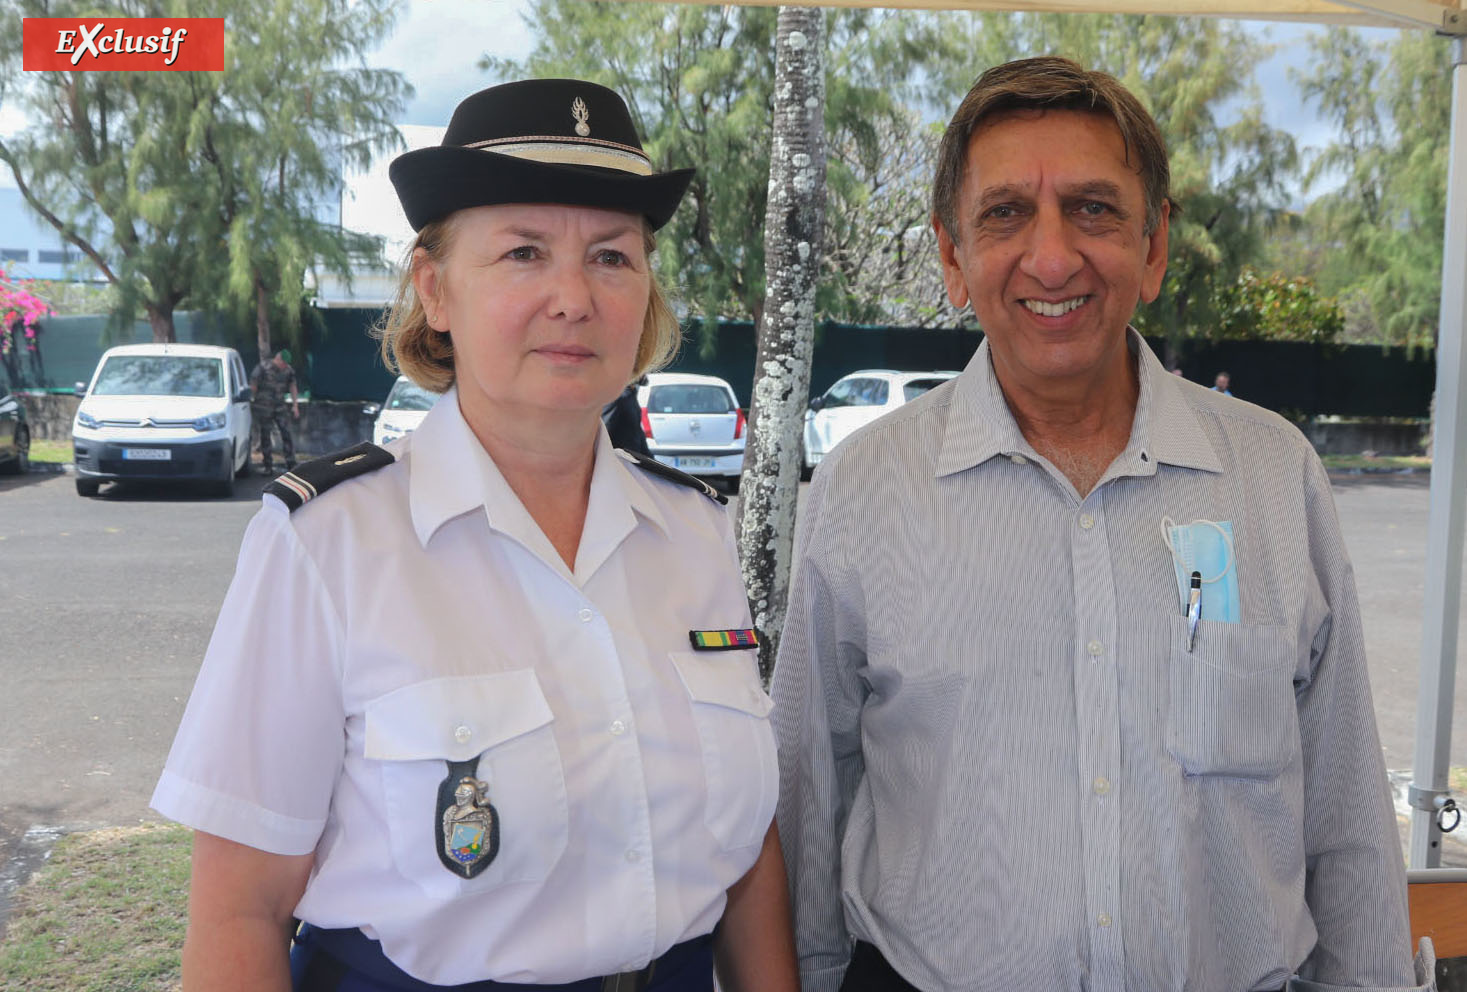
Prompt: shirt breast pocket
<box><xmin>669</xmin><ymin>652</ymin><xmax>778</xmax><ymax>852</ymax></box>
<box><xmin>1166</xmin><ymin>618</ymin><xmax>1300</xmax><ymax>780</ymax></box>
<box><xmin>365</xmin><ymin>670</ymin><xmax>569</xmax><ymax>894</ymax></box>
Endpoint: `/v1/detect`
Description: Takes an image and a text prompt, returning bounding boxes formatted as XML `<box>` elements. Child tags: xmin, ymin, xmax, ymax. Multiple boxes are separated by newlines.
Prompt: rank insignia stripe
<box><xmin>689</xmin><ymin>628</ymin><xmax>759</xmax><ymax>651</ymax></box>
<box><xmin>263</xmin><ymin>441</ymin><xmax>394</xmax><ymax>512</ymax></box>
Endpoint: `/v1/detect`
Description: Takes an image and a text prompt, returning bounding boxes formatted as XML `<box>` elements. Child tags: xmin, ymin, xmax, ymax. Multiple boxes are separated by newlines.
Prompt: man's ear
<box><xmin>411</xmin><ymin>248</ymin><xmax>448</xmax><ymax>332</ymax></box>
<box><xmin>933</xmin><ymin>214</ymin><xmax>971</xmax><ymax>310</ymax></box>
<box><xmin>1139</xmin><ymin>199</ymin><xmax>1171</xmax><ymax>305</ymax></box>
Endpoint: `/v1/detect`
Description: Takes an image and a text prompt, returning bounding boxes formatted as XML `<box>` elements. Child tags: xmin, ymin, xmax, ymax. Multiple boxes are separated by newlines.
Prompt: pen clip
<box><xmin>1186</xmin><ymin>570</ymin><xmax>1202</xmax><ymax>652</ymax></box>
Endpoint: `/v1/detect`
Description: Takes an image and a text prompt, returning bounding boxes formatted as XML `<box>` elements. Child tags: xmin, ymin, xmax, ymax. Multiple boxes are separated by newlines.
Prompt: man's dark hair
<box><xmin>932</xmin><ymin>56</ymin><xmax>1171</xmax><ymax>242</ymax></box>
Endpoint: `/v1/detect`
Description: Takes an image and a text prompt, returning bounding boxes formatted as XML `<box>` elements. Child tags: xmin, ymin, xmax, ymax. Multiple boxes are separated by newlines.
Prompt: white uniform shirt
<box><xmin>151</xmin><ymin>390</ymin><xmax>777</xmax><ymax>985</ymax></box>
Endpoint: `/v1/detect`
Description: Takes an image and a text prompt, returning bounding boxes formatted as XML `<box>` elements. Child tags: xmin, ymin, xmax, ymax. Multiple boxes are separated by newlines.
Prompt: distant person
<box><xmin>1212</xmin><ymin>370</ymin><xmax>1232</xmax><ymax>395</ymax></box>
<box><xmin>249</xmin><ymin>348</ymin><xmax>300</xmax><ymax>474</ymax></box>
<box><xmin>772</xmin><ymin>55</ymin><xmax>1426</xmax><ymax>992</ymax></box>
<box><xmin>1170</xmin><ymin>367</ymin><xmax>1184</xmax><ymax>376</ymax></box>
<box><xmin>152</xmin><ymin>78</ymin><xmax>796</xmax><ymax>992</ymax></box>
<box><xmin>603</xmin><ymin>375</ymin><xmax>651</xmax><ymax>456</ymax></box>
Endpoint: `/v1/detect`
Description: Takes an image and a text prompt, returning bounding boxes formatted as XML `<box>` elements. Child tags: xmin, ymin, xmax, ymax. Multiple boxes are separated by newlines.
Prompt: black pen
<box><xmin>1186</xmin><ymin>571</ymin><xmax>1202</xmax><ymax>652</ymax></box>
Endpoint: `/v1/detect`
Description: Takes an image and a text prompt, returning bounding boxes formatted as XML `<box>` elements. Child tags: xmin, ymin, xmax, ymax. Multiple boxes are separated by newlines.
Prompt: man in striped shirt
<box><xmin>771</xmin><ymin>56</ymin><xmax>1428</xmax><ymax>992</ymax></box>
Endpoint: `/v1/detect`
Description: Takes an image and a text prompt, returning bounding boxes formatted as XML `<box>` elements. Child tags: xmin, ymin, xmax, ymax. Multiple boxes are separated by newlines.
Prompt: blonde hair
<box><xmin>374</xmin><ymin>216</ymin><xmax>681</xmax><ymax>394</ymax></box>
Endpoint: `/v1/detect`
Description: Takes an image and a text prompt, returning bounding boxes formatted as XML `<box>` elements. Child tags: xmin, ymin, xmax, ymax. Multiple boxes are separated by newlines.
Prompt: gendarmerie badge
<box><xmin>436</xmin><ymin>759</ymin><xmax>499</xmax><ymax>878</ymax></box>
<box><xmin>572</xmin><ymin>96</ymin><xmax>591</xmax><ymax>137</ymax></box>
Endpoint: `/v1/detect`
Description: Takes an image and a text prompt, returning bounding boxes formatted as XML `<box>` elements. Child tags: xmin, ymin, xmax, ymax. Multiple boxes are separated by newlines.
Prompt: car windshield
<box><xmin>93</xmin><ymin>356</ymin><xmax>224</xmax><ymax>397</ymax></box>
<box><xmin>903</xmin><ymin>378</ymin><xmax>950</xmax><ymax>402</ymax></box>
<box><xmin>386</xmin><ymin>379</ymin><xmax>440</xmax><ymax>412</ymax></box>
<box><xmin>648</xmin><ymin>384</ymin><xmax>733</xmax><ymax>414</ymax></box>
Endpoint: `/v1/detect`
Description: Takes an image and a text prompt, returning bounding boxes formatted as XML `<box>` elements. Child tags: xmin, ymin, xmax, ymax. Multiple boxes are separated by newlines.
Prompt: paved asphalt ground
<box><xmin>1</xmin><ymin>467</ymin><xmax>1465</xmax><ymax>927</ymax></box>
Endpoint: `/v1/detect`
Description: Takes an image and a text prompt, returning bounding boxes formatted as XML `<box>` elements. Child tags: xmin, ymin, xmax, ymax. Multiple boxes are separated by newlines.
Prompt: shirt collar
<box><xmin>936</xmin><ymin>327</ymin><xmax>1222</xmax><ymax>479</ymax></box>
<box><xmin>408</xmin><ymin>389</ymin><xmax>669</xmax><ymax>575</ymax></box>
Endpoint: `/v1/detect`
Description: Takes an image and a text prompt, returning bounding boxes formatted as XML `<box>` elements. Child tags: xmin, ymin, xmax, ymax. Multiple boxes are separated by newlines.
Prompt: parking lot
<box><xmin>1</xmin><ymin>466</ymin><xmax>1465</xmax><ymax>924</ymax></box>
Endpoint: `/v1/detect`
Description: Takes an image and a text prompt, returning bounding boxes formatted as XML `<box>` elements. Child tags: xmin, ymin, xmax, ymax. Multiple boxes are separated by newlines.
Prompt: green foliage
<box><xmin>1216</xmin><ymin>268</ymin><xmax>1344</xmax><ymax>343</ymax></box>
<box><xmin>0</xmin><ymin>0</ymin><xmax>409</xmax><ymax>349</ymax></box>
<box><xmin>1292</xmin><ymin>29</ymin><xmax>1450</xmax><ymax>352</ymax></box>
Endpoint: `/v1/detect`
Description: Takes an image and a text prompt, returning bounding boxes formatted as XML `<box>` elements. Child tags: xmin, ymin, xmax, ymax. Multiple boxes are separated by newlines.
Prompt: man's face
<box><xmin>936</xmin><ymin>109</ymin><xmax>1169</xmax><ymax>394</ymax></box>
<box><xmin>1215</xmin><ymin>373</ymin><xmax>1230</xmax><ymax>390</ymax></box>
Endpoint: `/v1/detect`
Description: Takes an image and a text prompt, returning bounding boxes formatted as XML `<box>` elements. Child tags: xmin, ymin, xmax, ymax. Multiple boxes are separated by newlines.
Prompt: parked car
<box><xmin>71</xmin><ymin>343</ymin><xmax>254</xmax><ymax>498</ymax></box>
<box><xmin>365</xmin><ymin>375</ymin><xmax>442</xmax><ymax>446</ymax></box>
<box><xmin>636</xmin><ymin>372</ymin><xmax>745</xmax><ymax>485</ymax></box>
<box><xmin>0</xmin><ymin>388</ymin><xmax>30</xmax><ymax>475</ymax></box>
<box><xmin>802</xmin><ymin>369</ymin><xmax>959</xmax><ymax>476</ymax></box>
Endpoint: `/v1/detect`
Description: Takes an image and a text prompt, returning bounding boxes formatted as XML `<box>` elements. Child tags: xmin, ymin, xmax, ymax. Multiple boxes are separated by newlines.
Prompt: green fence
<box><xmin>4</xmin><ymin>309</ymin><xmax>1439</xmax><ymax>419</ymax></box>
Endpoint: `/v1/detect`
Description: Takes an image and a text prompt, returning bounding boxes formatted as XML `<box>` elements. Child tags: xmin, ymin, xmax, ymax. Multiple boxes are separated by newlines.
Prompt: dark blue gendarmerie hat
<box><xmin>389</xmin><ymin>78</ymin><xmax>694</xmax><ymax>233</ymax></box>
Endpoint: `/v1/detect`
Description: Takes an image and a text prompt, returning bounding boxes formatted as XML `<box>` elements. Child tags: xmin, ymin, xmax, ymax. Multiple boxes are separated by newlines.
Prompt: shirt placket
<box><xmin>1071</xmin><ymin>486</ymin><xmax>1125</xmax><ymax>989</ymax></box>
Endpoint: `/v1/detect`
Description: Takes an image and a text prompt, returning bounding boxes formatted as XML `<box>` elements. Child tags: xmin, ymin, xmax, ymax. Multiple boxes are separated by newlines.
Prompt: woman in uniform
<box><xmin>151</xmin><ymin>78</ymin><xmax>797</xmax><ymax>992</ymax></box>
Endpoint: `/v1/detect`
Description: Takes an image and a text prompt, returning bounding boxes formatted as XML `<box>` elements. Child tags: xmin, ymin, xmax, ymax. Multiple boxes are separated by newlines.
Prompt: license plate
<box><xmin>674</xmin><ymin>456</ymin><xmax>715</xmax><ymax>470</ymax></box>
<box><xmin>122</xmin><ymin>448</ymin><xmax>171</xmax><ymax>461</ymax></box>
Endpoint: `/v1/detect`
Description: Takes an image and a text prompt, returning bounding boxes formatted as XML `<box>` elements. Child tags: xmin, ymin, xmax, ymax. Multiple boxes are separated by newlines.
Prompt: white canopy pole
<box><xmin>1409</xmin><ymin>34</ymin><xmax>1467</xmax><ymax>869</ymax></box>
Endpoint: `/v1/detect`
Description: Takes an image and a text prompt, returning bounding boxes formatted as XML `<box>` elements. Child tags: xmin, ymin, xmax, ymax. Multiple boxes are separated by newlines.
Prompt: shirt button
<box><xmin>1093</xmin><ymin>776</ymin><xmax>1111</xmax><ymax>795</ymax></box>
<box><xmin>453</xmin><ymin>725</ymin><xmax>472</xmax><ymax>744</ymax></box>
<box><xmin>1087</xmin><ymin>640</ymin><xmax>1103</xmax><ymax>657</ymax></box>
<box><xmin>1008</xmin><ymin>454</ymin><xmax>1028</xmax><ymax>465</ymax></box>
<box><xmin>610</xmin><ymin>720</ymin><xmax>627</xmax><ymax>736</ymax></box>
<box><xmin>578</xmin><ymin>608</ymin><xmax>594</xmax><ymax>623</ymax></box>
<box><xmin>625</xmin><ymin>849</ymin><xmax>642</xmax><ymax>863</ymax></box>
<box><xmin>1097</xmin><ymin>912</ymin><xmax>1112</xmax><ymax>928</ymax></box>
<box><xmin>1079</xmin><ymin>513</ymin><xmax>1095</xmax><ymax>529</ymax></box>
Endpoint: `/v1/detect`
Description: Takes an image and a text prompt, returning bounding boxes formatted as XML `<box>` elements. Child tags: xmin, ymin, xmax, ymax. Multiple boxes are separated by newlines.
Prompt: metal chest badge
<box><xmin>436</xmin><ymin>758</ymin><xmax>500</xmax><ymax>879</ymax></box>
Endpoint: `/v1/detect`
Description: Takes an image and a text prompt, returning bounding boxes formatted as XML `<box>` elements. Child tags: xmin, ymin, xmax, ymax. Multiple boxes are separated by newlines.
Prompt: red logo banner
<box><xmin>23</xmin><ymin>18</ymin><xmax>224</xmax><ymax>71</ymax></box>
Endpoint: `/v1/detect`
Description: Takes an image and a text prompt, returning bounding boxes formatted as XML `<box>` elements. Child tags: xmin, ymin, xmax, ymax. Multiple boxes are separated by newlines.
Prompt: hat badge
<box><xmin>572</xmin><ymin>97</ymin><xmax>591</xmax><ymax>137</ymax></box>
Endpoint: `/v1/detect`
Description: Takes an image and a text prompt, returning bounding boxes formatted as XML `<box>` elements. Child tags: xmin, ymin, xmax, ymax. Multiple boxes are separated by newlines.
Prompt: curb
<box><xmin>25</xmin><ymin>461</ymin><xmax>71</xmax><ymax>475</ymax></box>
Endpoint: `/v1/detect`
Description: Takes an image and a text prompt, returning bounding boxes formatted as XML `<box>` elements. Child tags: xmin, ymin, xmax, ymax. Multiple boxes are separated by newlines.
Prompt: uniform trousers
<box><xmin>290</xmin><ymin>924</ymin><xmax>715</xmax><ymax>992</ymax></box>
<box><xmin>836</xmin><ymin>941</ymin><xmax>1292</xmax><ymax>992</ymax></box>
<box><xmin>255</xmin><ymin>406</ymin><xmax>296</xmax><ymax>470</ymax></box>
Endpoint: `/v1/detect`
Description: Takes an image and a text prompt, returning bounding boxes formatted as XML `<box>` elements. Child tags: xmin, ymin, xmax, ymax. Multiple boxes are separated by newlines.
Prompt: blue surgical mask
<box><xmin>1161</xmin><ymin>517</ymin><xmax>1240</xmax><ymax>624</ymax></box>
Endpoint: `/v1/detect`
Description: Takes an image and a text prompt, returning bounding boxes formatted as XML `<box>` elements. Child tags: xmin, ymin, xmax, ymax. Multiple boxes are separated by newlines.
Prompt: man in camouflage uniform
<box><xmin>249</xmin><ymin>348</ymin><xmax>300</xmax><ymax>474</ymax></box>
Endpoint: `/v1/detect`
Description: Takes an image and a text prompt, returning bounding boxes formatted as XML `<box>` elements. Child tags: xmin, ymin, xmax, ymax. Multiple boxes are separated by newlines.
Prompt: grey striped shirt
<box><xmin>771</xmin><ymin>332</ymin><xmax>1424</xmax><ymax>992</ymax></box>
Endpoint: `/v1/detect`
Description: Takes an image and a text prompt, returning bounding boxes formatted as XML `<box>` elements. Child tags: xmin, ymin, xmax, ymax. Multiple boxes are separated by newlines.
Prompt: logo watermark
<box><xmin>23</xmin><ymin>18</ymin><xmax>224</xmax><ymax>71</ymax></box>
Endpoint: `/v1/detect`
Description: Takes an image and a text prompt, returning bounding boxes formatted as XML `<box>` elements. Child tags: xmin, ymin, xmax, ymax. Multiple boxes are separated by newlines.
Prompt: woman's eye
<box><xmin>507</xmin><ymin>246</ymin><xmax>537</xmax><ymax>261</ymax></box>
<box><xmin>595</xmin><ymin>249</ymin><xmax>630</xmax><ymax>267</ymax></box>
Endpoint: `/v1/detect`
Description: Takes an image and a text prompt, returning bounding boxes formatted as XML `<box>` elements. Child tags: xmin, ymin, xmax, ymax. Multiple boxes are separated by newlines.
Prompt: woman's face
<box><xmin>414</xmin><ymin>203</ymin><xmax>650</xmax><ymax>431</ymax></box>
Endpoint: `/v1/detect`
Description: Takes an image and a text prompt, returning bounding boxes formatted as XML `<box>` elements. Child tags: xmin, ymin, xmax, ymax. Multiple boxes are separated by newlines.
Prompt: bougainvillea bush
<box><xmin>0</xmin><ymin>266</ymin><xmax>51</xmax><ymax>360</ymax></box>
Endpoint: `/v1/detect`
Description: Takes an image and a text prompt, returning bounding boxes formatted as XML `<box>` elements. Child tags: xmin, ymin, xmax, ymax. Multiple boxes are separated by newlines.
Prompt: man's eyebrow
<box><xmin>969</xmin><ymin>183</ymin><xmax>1033</xmax><ymax>223</ymax></box>
<box><xmin>1061</xmin><ymin>180</ymin><xmax>1126</xmax><ymax>202</ymax></box>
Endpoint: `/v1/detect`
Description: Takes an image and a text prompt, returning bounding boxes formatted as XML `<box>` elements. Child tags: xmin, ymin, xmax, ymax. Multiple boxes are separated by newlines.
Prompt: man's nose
<box><xmin>1018</xmin><ymin>206</ymin><xmax>1083</xmax><ymax>288</ymax></box>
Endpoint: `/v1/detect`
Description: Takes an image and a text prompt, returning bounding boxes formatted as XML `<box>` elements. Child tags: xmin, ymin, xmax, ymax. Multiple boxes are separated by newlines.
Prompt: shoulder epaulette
<box><xmin>265</xmin><ymin>442</ymin><xmax>395</xmax><ymax>512</ymax></box>
<box><xmin>619</xmin><ymin>450</ymin><xmax>728</xmax><ymax>504</ymax></box>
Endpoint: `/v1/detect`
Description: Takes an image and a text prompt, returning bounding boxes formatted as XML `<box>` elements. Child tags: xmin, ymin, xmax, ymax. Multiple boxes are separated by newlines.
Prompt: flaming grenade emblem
<box><xmin>572</xmin><ymin>97</ymin><xmax>591</xmax><ymax>137</ymax></box>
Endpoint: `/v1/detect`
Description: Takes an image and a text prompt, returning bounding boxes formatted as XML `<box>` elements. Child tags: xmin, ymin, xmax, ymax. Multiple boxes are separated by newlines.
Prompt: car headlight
<box><xmin>192</xmin><ymin>411</ymin><xmax>227</xmax><ymax>431</ymax></box>
<box><xmin>76</xmin><ymin>411</ymin><xmax>100</xmax><ymax>429</ymax></box>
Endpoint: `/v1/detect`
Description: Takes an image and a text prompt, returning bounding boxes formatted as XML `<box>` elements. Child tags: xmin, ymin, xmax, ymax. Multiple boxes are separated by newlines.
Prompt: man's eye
<box><xmin>1079</xmin><ymin>201</ymin><xmax>1111</xmax><ymax>216</ymax></box>
<box><xmin>986</xmin><ymin>205</ymin><xmax>1015</xmax><ymax>220</ymax></box>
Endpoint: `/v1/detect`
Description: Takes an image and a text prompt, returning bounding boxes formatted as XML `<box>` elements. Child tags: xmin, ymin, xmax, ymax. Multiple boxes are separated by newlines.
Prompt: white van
<box><xmin>72</xmin><ymin>343</ymin><xmax>254</xmax><ymax>497</ymax></box>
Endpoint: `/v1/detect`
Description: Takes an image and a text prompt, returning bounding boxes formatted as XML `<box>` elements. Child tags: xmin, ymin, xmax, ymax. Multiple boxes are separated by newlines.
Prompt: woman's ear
<box><xmin>411</xmin><ymin>248</ymin><xmax>448</xmax><ymax>332</ymax></box>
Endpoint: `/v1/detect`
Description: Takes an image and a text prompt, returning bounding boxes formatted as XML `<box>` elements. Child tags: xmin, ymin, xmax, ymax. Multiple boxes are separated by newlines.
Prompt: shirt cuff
<box><xmin>799</xmin><ymin>963</ymin><xmax>851</xmax><ymax>992</ymax></box>
<box><xmin>150</xmin><ymin>769</ymin><xmax>324</xmax><ymax>855</ymax></box>
<box><xmin>1290</xmin><ymin>937</ymin><xmax>1438</xmax><ymax>992</ymax></box>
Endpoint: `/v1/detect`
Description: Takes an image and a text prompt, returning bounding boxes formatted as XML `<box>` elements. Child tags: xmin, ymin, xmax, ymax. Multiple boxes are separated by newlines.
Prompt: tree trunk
<box><xmin>256</xmin><ymin>278</ymin><xmax>272</xmax><ymax>359</ymax></box>
<box><xmin>147</xmin><ymin>306</ymin><xmax>177</xmax><ymax>343</ymax></box>
<box><xmin>736</xmin><ymin>6</ymin><xmax>826</xmax><ymax>685</ymax></box>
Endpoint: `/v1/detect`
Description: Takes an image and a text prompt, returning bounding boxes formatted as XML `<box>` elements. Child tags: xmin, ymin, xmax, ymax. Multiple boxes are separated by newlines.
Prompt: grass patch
<box><xmin>1320</xmin><ymin>454</ymin><xmax>1430</xmax><ymax>471</ymax></box>
<box><xmin>25</xmin><ymin>439</ymin><xmax>70</xmax><ymax>464</ymax></box>
<box><xmin>1452</xmin><ymin>766</ymin><xmax>1467</xmax><ymax>794</ymax></box>
<box><xmin>0</xmin><ymin>823</ymin><xmax>189</xmax><ymax>992</ymax></box>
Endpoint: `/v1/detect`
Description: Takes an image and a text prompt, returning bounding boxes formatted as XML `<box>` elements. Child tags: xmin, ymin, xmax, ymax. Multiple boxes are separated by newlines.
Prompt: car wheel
<box><xmin>722</xmin><ymin>473</ymin><xmax>741</xmax><ymax>495</ymax></box>
<box><xmin>234</xmin><ymin>443</ymin><xmax>251</xmax><ymax>478</ymax></box>
<box><xmin>799</xmin><ymin>438</ymin><xmax>814</xmax><ymax>482</ymax></box>
<box><xmin>0</xmin><ymin>426</ymin><xmax>26</xmax><ymax>475</ymax></box>
<box><xmin>76</xmin><ymin>477</ymin><xmax>100</xmax><ymax>497</ymax></box>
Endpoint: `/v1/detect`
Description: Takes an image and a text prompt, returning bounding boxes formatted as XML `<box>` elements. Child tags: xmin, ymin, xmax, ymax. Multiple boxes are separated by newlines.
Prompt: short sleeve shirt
<box><xmin>152</xmin><ymin>390</ymin><xmax>777</xmax><ymax>985</ymax></box>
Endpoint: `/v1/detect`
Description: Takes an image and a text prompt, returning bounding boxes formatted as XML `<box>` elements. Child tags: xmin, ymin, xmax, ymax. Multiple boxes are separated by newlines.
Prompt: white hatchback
<box><xmin>636</xmin><ymin>372</ymin><xmax>745</xmax><ymax>483</ymax></box>
<box><xmin>367</xmin><ymin>375</ymin><xmax>442</xmax><ymax>447</ymax></box>
<box><xmin>802</xmin><ymin>369</ymin><xmax>958</xmax><ymax>475</ymax></box>
<box><xmin>71</xmin><ymin>343</ymin><xmax>254</xmax><ymax>497</ymax></box>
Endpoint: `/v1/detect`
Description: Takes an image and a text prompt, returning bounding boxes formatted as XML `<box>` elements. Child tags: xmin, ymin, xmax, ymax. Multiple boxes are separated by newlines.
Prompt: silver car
<box><xmin>636</xmin><ymin>372</ymin><xmax>745</xmax><ymax>485</ymax></box>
